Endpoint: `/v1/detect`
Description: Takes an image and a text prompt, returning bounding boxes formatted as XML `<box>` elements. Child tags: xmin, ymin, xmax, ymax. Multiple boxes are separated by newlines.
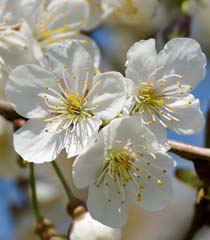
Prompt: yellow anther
<box><xmin>157</xmin><ymin>179</ymin><xmax>163</xmax><ymax>186</ymax></box>
<box><xmin>72</xmin><ymin>75</ymin><xmax>78</xmax><ymax>80</ymax></box>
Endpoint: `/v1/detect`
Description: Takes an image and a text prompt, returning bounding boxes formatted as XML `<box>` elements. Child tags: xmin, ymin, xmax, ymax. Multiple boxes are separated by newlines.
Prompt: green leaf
<box><xmin>175</xmin><ymin>168</ymin><xmax>203</xmax><ymax>188</ymax></box>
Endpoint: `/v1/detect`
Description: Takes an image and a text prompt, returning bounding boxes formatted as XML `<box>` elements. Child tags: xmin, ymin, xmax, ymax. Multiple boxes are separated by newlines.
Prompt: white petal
<box><xmin>73</xmin><ymin>139</ymin><xmax>104</xmax><ymax>189</ymax></box>
<box><xmin>142</xmin><ymin>151</ymin><xmax>176</xmax><ymax>168</ymax></box>
<box><xmin>66</xmin><ymin>117</ymin><xmax>102</xmax><ymax>158</ymax></box>
<box><xmin>146</xmin><ymin>120</ymin><xmax>169</xmax><ymax>151</ymax></box>
<box><xmin>125</xmin><ymin>39</ymin><xmax>157</xmax><ymax>85</ymax></box>
<box><xmin>102</xmin><ymin>116</ymin><xmax>159</xmax><ymax>152</ymax></box>
<box><xmin>43</xmin><ymin>34</ymin><xmax>101</xmax><ymax>68</ymax></box>
<box><xmin>129</xmin><ymin>160</ymin><xmax>173</xmax><ymax>211</ymax></box>
<box><xmin>87</xmin><ymin>183</ymin><xmax>129</xmax><ymax>228</ymax></box>
<box><xmin>155</xmin><ymin>152</ymin><xmax>176</xmax><ymax>168</ymax></box>
<box><xmin>45</xmin><ymin>41</ymin><xmax>95</xmax><ymax>93</ymax></box>
<box><xmin>0</xmin><ymin>29</ymin><xmax>38</xmax><ymax>79</ymax></box>
<box><xmin>166</xmin><ymin>95</ymin><xmax>204</xmax><ymax>134</ymax></box>
<box><xmin>65</xmin><ymin>34</ymin><xmax>101</xmax><ymax>68</ymax></box>
<box><xmin>88</xmin><ymin>72</ymin><xmax>127</xmax><ymax>120</ymax></box>
<box><xmin>18</xmin><ymin>0</ymin><xmax>43</xmax><ymax>19</ymax></box>
<box><xmin>6</xmin><ymin>64</ymin><xmax>58</xmax><ymax>118</ymax></box>
<box><xmin>158</xmin><ymin>38</ymin><xmax>207</xmax><ymax>88</ymax></box>
<box><xmin>19</xmin><ymin>21</ymin><xmax>43</xmax><ymax>62</ymax></box>
<box><xmin>14</xmin><ymin>119</ymin><xmax>66</xmax><ymax>163</ymax></box>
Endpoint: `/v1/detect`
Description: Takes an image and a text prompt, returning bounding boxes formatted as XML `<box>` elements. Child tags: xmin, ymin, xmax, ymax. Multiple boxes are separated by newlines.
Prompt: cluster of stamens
<box><xmin>96</xmin><ymin>142</ymin><xmax>166</xmax><ymax>204</ymax></box>
<box><xmin>42</xmin><ymin>67</ymin><xmax>101</xmax><ymax>133</ymax></box>
<box><xmin>32</xmin><ymin>2</ymin><xmax>86</xmax><ymax>44</ymax></box>
<box><xmin>132</xmin><ymin>66</ymin><xmax>193</xmax><ymax>127</ymax></box>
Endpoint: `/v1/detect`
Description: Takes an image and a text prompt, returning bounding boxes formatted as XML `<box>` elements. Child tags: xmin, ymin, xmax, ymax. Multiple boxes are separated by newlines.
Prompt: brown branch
<box><xmin>168</xmin><ymin>140</ymin><xmax>210</xmax><ymax>162</ymax></box>
<box><xmin>0</xmin><ymin>100</ymin><xmax>22</xmax><ymax>121</ymax></box>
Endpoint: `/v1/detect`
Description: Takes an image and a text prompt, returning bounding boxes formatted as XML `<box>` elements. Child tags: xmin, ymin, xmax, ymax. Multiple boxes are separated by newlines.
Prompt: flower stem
<box><xmin>29</xmin><ymin>163</ymin><xmax>42</xmax><ymax>221</ymax></box>
<box><xmin>51</xmin><ymin>161</ymin><xmax>75</xmax><ymax>202</ymax></box>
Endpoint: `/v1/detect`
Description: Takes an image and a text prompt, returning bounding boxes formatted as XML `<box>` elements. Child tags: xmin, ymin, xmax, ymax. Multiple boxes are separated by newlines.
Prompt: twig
<box><xmin>168</xmin><ymin>140</ymin><xmax>210</xmax><ymax>162</ymax></box>
<box><xmin>0</xmin><ymin>100</ymin><xmax>22</xmax><ymax>121</ymax></box>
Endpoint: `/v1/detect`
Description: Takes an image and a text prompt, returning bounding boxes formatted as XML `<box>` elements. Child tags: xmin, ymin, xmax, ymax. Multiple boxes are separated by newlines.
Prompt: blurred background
<box><xmin>1</xmin><ymin>0</ymin><xmax>210</xmax><ymax>239</ymax></box>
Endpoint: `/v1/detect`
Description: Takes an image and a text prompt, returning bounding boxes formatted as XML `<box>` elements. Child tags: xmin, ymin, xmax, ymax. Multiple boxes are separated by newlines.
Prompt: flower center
<box><xmin>96</xmin><ymin>146</ymin><xmax>142</xmax><ymax>203</ymax></box>
<box><xmin>96</xmin><ymin>147</ymin><xmax>135</xmax><ymax>186</ymax></box>
<box><xmin>67</xmin><ymin>93</ymin><xmax>85</xmax><ymax>116</ymax></box>
<box><xmin>42</xmin><ymin>79</ymin><xmax>93</xmax><ymax>133</ymax></box>
<box><xmin>133</xmin><ymin>84</ymin><xmax>164</xmax><ymax>113</ymax></box>
<box><xmin>106</xmin><ymin>148</ymin><xmax>135</xmax><ymax>177</ymax></box>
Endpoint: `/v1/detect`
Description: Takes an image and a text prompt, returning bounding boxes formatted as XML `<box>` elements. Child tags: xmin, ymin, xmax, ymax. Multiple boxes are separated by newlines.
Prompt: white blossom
<box><xmin>73</xmin><ymin>116</ymin><xmax>175</xmax><ymax>227</ymax></box>
<box><xmin>124</xmin><ymin>38</ymin><xmax>206</xmax><ymax>149</ymax></box>
<box><xmin>70</xmin><ymin>211</ymin><xmax>122</xmax><ymax>240</ymax></box>
<box><xmin>6</xmin><ymin>41</ymin><xmax>127</xmax><ymax>163</ymax></box>
<box><xmin>18</xmin><ymin>0</ymin><xmax>100</xmax><ymax>63</ymax></box>
<box><xmin>0</xmin><ymin>0</ymin><xmax>101</xmax><ymax>84</ymax></box>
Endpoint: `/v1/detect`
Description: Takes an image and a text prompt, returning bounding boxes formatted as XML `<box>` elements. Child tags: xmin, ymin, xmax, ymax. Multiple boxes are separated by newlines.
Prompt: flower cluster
<box><xmin>0</xmin><ymin>0</ymin><xmax>207</xmax><ymax>230</ymax></box>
